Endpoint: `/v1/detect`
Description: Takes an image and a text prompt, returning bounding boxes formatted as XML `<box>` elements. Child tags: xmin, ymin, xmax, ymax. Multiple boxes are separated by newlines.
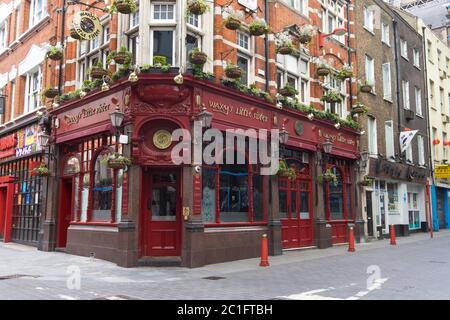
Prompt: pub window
<box><xmin>152</xmin><ymin>29</ymin><xmax>175</xmax><ymax>65</ymax></box>
<box><xmin>92</xmin><ymin>150</ymin><xmax>113</xmax><ymax>221</ymax></box>
<box><xmin>115</xmin><ymin>170</ymin><xmax>123</xmax><ymax>223</ymax></box>
<box><xmin>328</xmin><ymin>167</ymin><xmax>344</xmax><ymax>220</ymax></box>
<box><xmin>81</xmin><ymin>173</ymin><xmax>89</xmax><ymax>222</ymax></box>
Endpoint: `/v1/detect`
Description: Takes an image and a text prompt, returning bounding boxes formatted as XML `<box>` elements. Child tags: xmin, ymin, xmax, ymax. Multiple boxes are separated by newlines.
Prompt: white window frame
<box><xmin>323</xmin><ymin>75</ymin><xmax>346</xmax><ymax>118</ymax></box>
<box><xmin>151</xmin><ymin>2</ymin><xmax>176</xmax><ymax>23</ymax></box>
<box><xmin>402</xmin><ymin>80</ymin><xmax>410</xmax><ymax>110</ymax></box>
<box><xmin>0</xmin><ymin>21</ymin><xmax>7</xmax><ymax>50</ymax></box>
<box><xmin>283</xmin><ymin>0</ymin><xmax>308</xmax><ymax>15</ymax></box>
<box><xmin>406</xmin><ymin>141</ymin><xmax>413</xmax><ymax>163</ymax></box>
<box><xmin>368</xmin><ymin>116</ymin><xmax>378</xmax><ymax>157</ymax></box>
<box><xmin>400</xmin><ymin>39</ymin><xmax>408</xmax><ymax>60</ymax></box>
<box><xmin>150</xmin><ymin>28</ymin><xmax>176</xmax><ymax>66</ymax></box>
<box><xmin>413</xmin><ymin>48</ymin><xmax>420</xmax><ymax>68</ymax></box>
<box><xmin>365</xmin><ymin>54</ymin><xmax>375</xmax><ymax>86</ymax></box>
<box><xmin>415</xmin><ymin>87</ymin><xmax>422</xmax><ymax>117</ymax></box>
<box><xmin>364</xmin><ymin>7</ymin><xmax>374</xmax><ymax>33</ymax></box>
<box><xmin>382</xmin><ymin>63</ymin><xmax>391</xmax><ymax>101</ymax></box>
<box><xmin>29</xmin><ymin>0</ymin><xmax>47</xmax><ymax>28</ymax></box>
<box><xmin>418</xmin><ymin>135</ymin><xmax>425</xmax><ymax>166</ymax></box>
<box><xmin>381</xmin><ymin>22</ymin><xmax>390</xmax><ymax>45</ymax></box>
<box><xmin>24</xmin><ymin>67</ymin><xmax>42</xmax><ymax>114</ymax></box>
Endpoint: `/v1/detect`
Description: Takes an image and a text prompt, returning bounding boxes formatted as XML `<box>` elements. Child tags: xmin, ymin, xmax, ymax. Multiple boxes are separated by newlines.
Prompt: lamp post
<box><xmin>318</xmin><ymin>27</ymin><xmax>347</xmax><ymax>47</ymax></box>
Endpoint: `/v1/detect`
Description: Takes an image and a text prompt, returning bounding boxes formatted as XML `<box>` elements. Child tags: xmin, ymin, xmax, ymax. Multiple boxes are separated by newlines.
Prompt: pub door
<box><xmin>142</xmin><ymin>169</ymin><xmax>181</xmax><ymax>257</ymax></box>
<box><xmin>280</xmin><ymin>177</ymin><xmax>314</xmax><ymax>249</ymax></box>
<box><xmin>0</xmin><ymin>187</ymin><xmax>6</xmax><ymax>239</ymax></box>
<box><xmin>57</xmin><ymin>178</ymin><xmax>74</xmax><ymax>248</ymax></box>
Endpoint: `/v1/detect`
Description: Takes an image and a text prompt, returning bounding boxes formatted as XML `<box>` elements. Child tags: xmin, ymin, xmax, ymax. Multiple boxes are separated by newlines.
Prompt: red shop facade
<box><xmin>39</xmin><ymin>75</ymin><xmax>362</xmax><ymax>267</ymax></box>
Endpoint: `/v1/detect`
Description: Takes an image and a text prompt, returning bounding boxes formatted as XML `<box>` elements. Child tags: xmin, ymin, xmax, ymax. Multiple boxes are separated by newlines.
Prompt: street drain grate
<box><xmin>0</xmin><ymin>274</ymin><xmax>40</xmax><ymax>280</ymax></box>
<box><xmin>202</xmin><ymin>276</ymin><xmax>226</xmax><ymax>280</ymax></box>
<box><xmin>94</xmin><ymin>295</ymin><xmax>141</xmax><ymax>300</ymax></box>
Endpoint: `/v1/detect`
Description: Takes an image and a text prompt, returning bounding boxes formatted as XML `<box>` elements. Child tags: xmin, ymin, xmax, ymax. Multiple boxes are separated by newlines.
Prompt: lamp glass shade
<box><xmin>279</xmin><ymin>129</ymin><xmax>289</xmax><ymax>144</ymax></box>
<box><xmin>197</xmin><ymin>108</ymin><xmax>213</xmax><ymax>128</ymax></box>
<box><xmin>323</xmin><ymin>139</ymin><xmax>333</xmax><ymax>154</ymax></box>
<box><xmin>110</xmin><ymin>108</ymin><xmax>124</xmax><ymax>129</ymax></box>
<box><xmin>38</xmin><ymin>133</ymin><xmax>50</xmax><ymax>147</ymax></box>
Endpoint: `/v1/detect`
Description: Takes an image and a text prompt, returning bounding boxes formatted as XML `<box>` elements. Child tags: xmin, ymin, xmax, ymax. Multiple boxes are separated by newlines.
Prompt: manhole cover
<box><xmin>202</xmin><ymin>276</ymin><xmax>226</xmax><ymax>280</ymax></box>
<box><xmin>0</xmin><ymin>274</ymin><xmax>40</xmax><ymax>280</ymax></box>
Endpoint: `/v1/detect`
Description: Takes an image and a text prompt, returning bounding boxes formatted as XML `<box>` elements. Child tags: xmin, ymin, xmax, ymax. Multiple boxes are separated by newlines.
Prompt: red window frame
<box><xmin>324</xmin><ymin>163</ymin><xmax>354</xmax><ymax>222</ymax></box>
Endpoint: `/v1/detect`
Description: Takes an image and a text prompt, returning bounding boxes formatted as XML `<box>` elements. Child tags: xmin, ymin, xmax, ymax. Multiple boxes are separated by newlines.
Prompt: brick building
<box><xmin>1</xmin><ymin>0</ymin><xmax>363</xmax><ymax>267</ymax></box>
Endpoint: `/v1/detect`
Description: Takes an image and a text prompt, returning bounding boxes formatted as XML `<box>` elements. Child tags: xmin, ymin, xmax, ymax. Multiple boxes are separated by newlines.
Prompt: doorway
<box><xmin>57</xmin><ymin>178</ymin><xmax>74</xmax><ymax>248</ymax></box>
<box><xmin>366</xmin><ymin>191</ymin><xmax>373</xmax><ymax>237</ymax></box>
<box><xmin>142</xmin><ymin>169</ymin><xmax>181</xmax><ymax>257</ymax></box>
<box><xmin>0</xmin><ymin>187</ymin><xmax>6</xmax><ymax>239</ymax></box>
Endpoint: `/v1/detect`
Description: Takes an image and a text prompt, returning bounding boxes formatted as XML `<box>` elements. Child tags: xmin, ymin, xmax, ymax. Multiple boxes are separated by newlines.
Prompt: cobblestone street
<box><xmin>1</xmin><ymin>230</ymin><xmax>449</xmax><ymax>300</ymax></box>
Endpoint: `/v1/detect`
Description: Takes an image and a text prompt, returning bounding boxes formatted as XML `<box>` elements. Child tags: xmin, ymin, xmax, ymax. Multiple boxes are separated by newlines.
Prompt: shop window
<box><xmin>408</xmin><ymin>193</ymin><xmax>420</xmax><ymax>229</ymax></box>
<box><xmin>81</xmin><ymin>173</ymin><xmax>89</xmax><ymax>222</ymax></box>
<box><xmin>201</xmin><ymin>168</ymin><xmax>216</xmax><ymax>223</ymax></box>
<box><xmin>115</xmin><ymin>170</ymin><xmax>123</xmax><ymax>223</ymax></box>
<box><xmin>219</xmin><ymin>164</ymin><xmax>250</xmax><ymax>222</ymax></box>
<box><xmin>63</xmin><ymin>156</ymin><xmax>80</xmax><ymax>176</ymax></box>
<box><xmin>387</xmin><ymin>183</ymin><xmax>399</xmax><ymax>214</ymax></box>
<box><xmin>92</xmin><ymin>151</ymin><xmax>113</xmax><ymax>222</ymax></box>
<box><xmin>328</xmin><ymin>167</ymin><xmax>343</xmax><ymax>220</ymax></box>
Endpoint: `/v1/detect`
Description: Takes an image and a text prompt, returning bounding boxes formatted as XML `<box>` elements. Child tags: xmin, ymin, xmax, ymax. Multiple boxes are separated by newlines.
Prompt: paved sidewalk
<box><xmin>0</xmin><ymin>230</ymin><xmax>448</xmax><ymax>300</ymax></box>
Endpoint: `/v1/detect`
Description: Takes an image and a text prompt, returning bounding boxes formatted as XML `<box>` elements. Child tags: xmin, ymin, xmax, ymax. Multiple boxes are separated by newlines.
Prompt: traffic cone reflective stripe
<box><xmin>390</xmin><ymin>224</ymin><xmax>397</xmax><ymax>245</ymax></box>
<box><xmin>259</xmin><ymin>234</ymin><xmax>270</xmax><ymax>267</ymax></box>
<box><xmin>348</xmin><ymin>227</ymin><xmax>355</xmax><ymax>252</ymax></box>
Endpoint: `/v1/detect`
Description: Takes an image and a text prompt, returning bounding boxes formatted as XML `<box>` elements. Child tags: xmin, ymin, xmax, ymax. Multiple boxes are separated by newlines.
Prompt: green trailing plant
<box><xmin>88</xmin><ymin>61</ymin><xmax>107</xmax><ymax>79</ymax></box>
<box><xmin>351</xmin><ymin>102</ymin><xmax>369</xmax><ymax>114</ymax></box>
<box><xmin>186</xmin><ymin>0</ymin><xmax>209</xmax><ymax>16</ymax></box>
<box><xmin>41</xmin><ymin>86</ymin><xmax>59</xmax><ymax>99</ymax></box>
<box><xmin>223</xmin><ymin>7</ymin><xmax>244</xmax><ymax>30</ymax></box>
<box><xmin>224</xmin><ymin>61</ymin><xmax>242</xmax><ymax>79</ymax></box>
<box><xmin>335</xmin><ymin>64</ymin><xmax>353</xmax><ymax>80</ymax></box>
<box><xmin>161</xmin><ymin>64</ymin><xmax>171</xmax><ymax>73</ymax></box>
<box><xmin>82</xmin><ymin>80</ymin><xmax>92</xmax><ymax>92</ymax></box>
<box><xmin>277</xmin><ymin>160</ymin><xmax>297</xmax><ymax>181</ymax></box>
<box><xmin>275</xmin><ymin>32</ymin><xmax>295</xmax><ymax>55</ymax></box>
<box><xmin>109</xmin><ymin>0</ymin><xmax>137</xmax><ymax>14</ymax></box>
<box><xmin>101</xmin><ymin>152</ymin><xmax>132</xmax><ymax>169</ymax></box>
<box><xmin>248</xmin><ymin>17</ymin><xmax>270</xmax><ymax>36</ymax></box>
<box><xmin>46</xmin><ymin>46</ymin><xmax>63</xmax><ymax>61</ymax></box>
<box><xmin>321</xmin><ymin>89</ymin><xmax>343</xmax><ymax>103</ymax></box>
<box><xmin>107</xmin><ymin>46</ymin><xmax>132</xmax><ymax>65</ymax></box>
<box><xmin>140</xmin><ymin>64</ymin><xmax>152</xmax><ymax>73</ymax></box>
<box><xmin>153</xmin><ymin>55</ymin><xmax>167</xmax><ymax>67</ymax></box>
<box><xmin>192</xmin><ymin>64</ymin><xmax>215</xmax><ymax>80</ymax></box>
<box><xmin>360</xmin><ymin>175</ymin><xmax>374</xmax><ymax>186</ymax></box>
<box><xmin>317</xmin><ymin>168</ymin><xmax>338</xmax><ymax>186</ymax></box>
<box><xmin>112</xmin><ymin>65</ymin><xmax>132</xmax><ymax>81</ymax></box>
<box><xmin>33</xmin><ymin>164</ymin><xmax>51</xmax><ymax>177</ymax></box>
<box><xmin>188</xmin><ymin>47</ymin><xmax>208</xmax><ymax>65</ymax></box>
<box><xmin>59</xmin><ymin>89</ymin><xmax>83</xmax><ymax>102</ymax></box>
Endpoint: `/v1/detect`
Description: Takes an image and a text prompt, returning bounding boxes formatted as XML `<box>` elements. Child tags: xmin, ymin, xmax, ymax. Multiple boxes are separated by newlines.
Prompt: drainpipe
<box><xmin>58</xmin><ymin>0</ymin><xmax>66</xmax><ymax>96</ymax></box>
<box><xmin>264</xmin><ymin>0</ymin><xmax>269</xmax><ymax>92</ymax></box>
<box><xmin>346</xmin><ymin>0</ymin><xmax>353</xmax><ymax>109</ymax></box>
<box><xmin>392</xmin><ymin>20</ymin><xmax>403</xmax><ymax>151</ymax></box>
<box><xmin>421</xmin><ymin>25</ymin><xmax>435</xmax><ymax>237</ymax></box>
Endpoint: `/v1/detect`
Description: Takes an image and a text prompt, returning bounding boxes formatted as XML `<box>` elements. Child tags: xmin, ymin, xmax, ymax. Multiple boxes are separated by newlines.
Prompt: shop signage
<box><xmin>72</xmin><ymin>11</ymin><xmax>102</xmax><ymax>41</ymax></box>
<box><xmin>63</xmin><ymin>103</ymin><xmax>110</xmax><ymax>126</ymax></box>
<box><xmin>208</xmin><ymin>101</ymin><xmax>269</xmax><ymax>123</ymax></box>
<box><xmin>318</xmin><ymin>129</ymin><xmax>356</xmax><ymax>146</ymax></box>
<box><xmin>435</xmin><ymin>164</ymin><xmax>450</xmax><ymax>178</ymax></box>
<box><xmin>153</xmin><ymin>129</ymin><xmax>172</xmax><ymax>150</ymax></box>
<box><xmin>0</xmin><ymin>134</ymin><xmax>16</xmax><ymax>159</ymax></box>
<box><xmin>16</xmin><ymin>125</ymin><xmax>39</xmax><ymax>157</ymax></box>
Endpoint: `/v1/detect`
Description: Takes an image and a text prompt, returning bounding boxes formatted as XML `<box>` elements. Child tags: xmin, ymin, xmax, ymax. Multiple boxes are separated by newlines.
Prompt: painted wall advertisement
<box><xmin>16</xmin><ymin>124</ymin><xmax>41</xmax><ymax>157</ymax></box>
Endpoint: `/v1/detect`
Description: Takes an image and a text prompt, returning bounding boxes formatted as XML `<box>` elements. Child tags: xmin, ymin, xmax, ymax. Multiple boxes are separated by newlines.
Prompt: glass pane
<box><xmin>346</xmin><ymin>184</ymin><xmax>352</xmax><ymax>220</ymax></box>
<box><xmin>300</xmin><ymin>191</ymin><xmax>309</xmax><ymax>219</ymax></box>
<box><xmin>329</xmin><ymin>168</ymin><xmax>344</xmax><ymax>220</ymax></box>
<box><xmin>73</xmin><ymin>175</ymin><xmax>79</xmax><ymax>221</ymax></box>
<box><xmin>153</xmin><ymin>30</ymin><xmax>173</xmax><ymax>65</ymax></box>
<box><xmin>63</xmin><ymin>156</ymin><xmax>80</xmax><ymax>176</ymax></box>
<box><xmin>253</xmin><ymin>175</ymin><xmax>264</xmax><ymax>221</ymax></box>
<box><xmin>202</xmin><ymin>169</ymin><xmax>216</xmax><ymax>223</ymax></box>
<box><xmin>80</xmin><ymin>173</ymin><xmax>89</xmax><ymax>222</ymax></box>
<box><xmin>290</xmin><ymin>191</ymin><xmax>297</xmax><ymax>219</ymax></box>
<box><xmin>151</xmin><ymin>186</ymin><xmax>176</xmax><ymax>221</ymax></box>
<box><xmin>219</xmin><ymin>165</ymin><xmax>249</xmax><ymax>222</ymax></box>
<box><xmin>115</xmin><ymin>170</ymin><xmax>123</xmax><ymax>223</ymax></box>
<box><xmin>237</xmin><ymin>56</ymin><xmax>248</xmax><ymax>85</ymax></box>
<box><xmin>279</xmin><ymin>189</ymin><xmax>287</xmax><ymax>219</ymax></box>
<box><xmin>92</xmin><ymin>153</ymin><xmax>112</xmax><ymax>221</ymax></box>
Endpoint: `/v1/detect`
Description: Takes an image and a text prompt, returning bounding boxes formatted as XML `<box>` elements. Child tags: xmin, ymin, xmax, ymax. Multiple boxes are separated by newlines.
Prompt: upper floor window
<box><xmin>0</xmin><ymin>22</ymin><xmax>7</xmax><ymax>50</ymax></box>
<box><xmin>365</xmin><ymin>55</ymin><xmax>375</xmax><ymax>86</ymax></box>
<box><xmin>29</xmin><ymin>0</ymin><xmax>47</xmax><ymax>27</ymax></box>
<box><xmin>364</xmin><ymin>7</ymin><xmax>374</xmax><ymax>32</ymax></box>
<box><xmin>381</xmin><ymin>22</ymin><xmax>390</xmax><ymax>45</ymax></box>
<box><xmin>152</xmin><ymin>3</ymin><xmax>175</xmax><ymax>21</ymax></box>
<box><xmin>277</xmin><ymin>55</ymin><xmax>310</xmax><ymax>104</ymax></box>
<box><xmin>368</xmin><ymin>116</ymin><xmax>378</xmax><ymax>156</ymax></box>
<box><xmin>400</xmin><ymin>39</ymin><xmax>408</xmax><ymax>59</ymax></box>
<box><xmin>413</xmin><ymin>48</ymin><xmax>420</xmax><ymax>68</ymax></box>
<box><xmin>418</xmin><ymin>135</ymin><xmax>425</xmax><ymax>166</ymax></box>
<box><xmin>283</xmin><ymin>0</ymin><xmax>308</xmax><ymax>15</ymax></box>
<box><xmin>402</xmin><ymin>80</ymin><xmax>410</xmax><ymax>110</ymax></box>
<box><xmin>415</xmin><ymin>87</ymin><xmax>422</xmax><ymax>116</ymax></box>
<box><xmin>382</xmin><ymin>62</ymin><xmax>392</xmax><ymax>101</ymax></box>
<box><xmin>237</xmin><ymin>32</ymin><xmax>250</xmax><ymax>51</ymax></box>
<box><xmin>187</xmin><ymin>13</ymin><xmax>200</xmax><ymax>29</ymax></box>
<box><xmin>25</xmin><ymin>68</ymin><xmax>41</xmax><ymax>113</ymax></box>
<box><xmin>427</xmin><ymin>40</ymin><xmax>433</xmax><ymax>61</ymax></box>
<box><xmin>130</xmin><ymin>8</ymin><xmax>139</xmax><ymax>28</ymax></box>
<box><xmin>323</xmin><ymin>76</ymin><xmax>345</xmax><ymax>118</ymax></box>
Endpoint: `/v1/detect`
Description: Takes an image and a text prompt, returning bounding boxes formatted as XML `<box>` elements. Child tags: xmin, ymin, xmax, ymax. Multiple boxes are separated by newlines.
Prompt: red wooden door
<box><xmin>0</xmin><ymin>188</ymin><xmax>6</xmax><ymax>238</ymax></box>
<box><xmin>280</xmin><ymin>178</ymin><xmax>313</xmax><ymax>249</ymax></box>
<box><xmin>142</xmin><ymin>170</ymin><xmax>181</xmax><ymax>257</ymax></box>
<box><xmin>57</xmin><ymin>178</ymin><xmax>74</xmax><ymax>247</ymax></box>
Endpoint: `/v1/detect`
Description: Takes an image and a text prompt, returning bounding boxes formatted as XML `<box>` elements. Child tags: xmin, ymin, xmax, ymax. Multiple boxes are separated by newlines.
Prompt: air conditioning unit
<box><xmin>405</xmin><ymin>109</ymin><xmax>415</xmax><ymax>121</ymax></box>
<box><xmin>443</xmin><ymin>114</ymin><xmax>450</xmax><ymax>124</ymax></box>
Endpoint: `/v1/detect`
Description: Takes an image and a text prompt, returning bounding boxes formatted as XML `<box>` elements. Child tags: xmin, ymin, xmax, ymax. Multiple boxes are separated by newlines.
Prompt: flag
<box><xmin>400</xmin><ymin>130</ymin><xmax>418</xmax><ymax>153</ymax></box>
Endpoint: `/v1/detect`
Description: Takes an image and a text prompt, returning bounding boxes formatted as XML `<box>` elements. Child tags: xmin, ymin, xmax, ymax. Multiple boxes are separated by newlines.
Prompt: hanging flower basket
<box><xmin>277</xmin><ymin>160</ymin><xmax>296</xmax><ymax>181</ymax></box>
<box><xmin>248</xmin><ymin>18</ymin><xmax>270</xmax><ymax>36</ymax></box>
<box><xmin>70</xmin><ymin>28</ymin><xmax>82</xmax><ymax>40</ymax></box>
<box><xmin>321</xmin><ymin>90</ymin><xmax>342</xmax><ymax>104</ymax></box>
<box><xmin>113</xmin><ymin>52</ymin><xmax>131</xmax><ymax>65</ymax></box>
<box><xmin>224</xmin><ymin>17</ymin><xmax>241</xmax><ymax>30</ymax></box>
<box><xmin>189</xmin><ymin>49</ymin><xmax>208</xmax><ymax>65</ymax></box>
<box><xmin>278</xmin><ymin>83</ymin><xmax>298</xmax><ymax>97</ymax></box>
<box><xmin>351</xmin><ymin>103</ymin><xmax>368</xmax><ymax>114</ymax></box>
<box><xmin>317</xmin><ymin>66</ymin><xmax>330</xmax><ymax>76</ymax></box>
<box><xmin>360</xmin><ymin>176</ymin><xmax>374</xmax><ymax>186</ymax></box>
<box><xmin>89</xmin><ymin>65</ymin><xmax>108</xmax><ymax>79</ymax></box>
<box><xmin>299</xmin><ymin>34</ymin><xmax>312</xmax><ymax>44</ymax></box>
<box><xmin>360</xmin><ymin>84</ymin><xmax>373</xmax><ymax>93</ymax></box>
<box><xmin>114</xmin><ymin>0</ymin><xmax>137</xmax><ymax>14</ymax></box>
<box><xmin>187</xmin><ymin>0</ymin><xmax>208</xmax><ymax>15</ymax></box>
<box><xmin>224</xmin><ymin>64</ymin><xmax>242</xmax><ymax>79</ymax></box>
<box><xmin>317</xmin><ymin>169</ymin><xmax>338</xmax><ymax>186</ymax></box>
<box><xmin>277</xmin><ymin>46</ymin><xmax>293</xmax><ymax>55</ymax></box>
<box><xmin>298</xmin><ymin>24</ymin><xmax>314</xmax><ymax>44</ymax></box>
<box><xmin>42</xmin><ymin>88</ymin><xmax>59</xmax><ymax>99</ymax></box>
<box><xmin>33</xmin><ymin>164</ymin><xmax>51</xmax><ymax>177</ymax></box>
<box><xmin>46</xmin><ymin>47</ymin><xmax>63</xmax><ymax>61</ymax></box>
<box><xmin>103</xmin><ymin>153</ymin><xmax>132</xmax><ymax>170</ymax></box>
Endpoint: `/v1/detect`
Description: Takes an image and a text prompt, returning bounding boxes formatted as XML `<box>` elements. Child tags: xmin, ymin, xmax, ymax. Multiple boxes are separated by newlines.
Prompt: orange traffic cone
<box><xmin>259</xmin><ymin>234</ymin><xmax>270</xmax><ymax>267</ymax></box>
<box><xmin>390</xmin><ymin>224</ymin><xmax>397</xmax><ymax>245</ymax></box>
<box><xmin>348</xmin><ymin>226</ymin><xmax>355</xmax><ymax>252</ymax></box>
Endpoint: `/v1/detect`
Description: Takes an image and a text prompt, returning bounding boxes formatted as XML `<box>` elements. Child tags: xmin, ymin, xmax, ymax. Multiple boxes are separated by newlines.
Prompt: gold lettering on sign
<box><xmin>208</xmin><ymin>100</ymin><xmax>268</xmax><ymax>123</ymax></box>
<box><xmin>63</xmin><ymin>103</ymin><xmax>111</xmax><ymax>125</ymax></box>
<box><xmin>318</xmin><ymin>129</ymin><xmax>355</xmax><ymax>146</ymax></box>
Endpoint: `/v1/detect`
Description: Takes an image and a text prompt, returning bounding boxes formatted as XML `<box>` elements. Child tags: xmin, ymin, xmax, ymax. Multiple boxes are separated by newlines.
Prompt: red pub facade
<box><xmin>39</xmin><ymin>73</ymin><xmax>361</xmax><ymax>267</ymax></box>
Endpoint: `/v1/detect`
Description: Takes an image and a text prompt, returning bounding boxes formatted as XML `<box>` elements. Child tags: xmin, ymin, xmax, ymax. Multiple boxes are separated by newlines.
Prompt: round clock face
<box><xmin>80</xmin><ymin>17</ymin><xmax>95</xmax><ymax>33</ymax></box>
<box><xmin>153</xmin><ymin>130</ymin><xmax>172</xmax><ymax>150</ymax></box>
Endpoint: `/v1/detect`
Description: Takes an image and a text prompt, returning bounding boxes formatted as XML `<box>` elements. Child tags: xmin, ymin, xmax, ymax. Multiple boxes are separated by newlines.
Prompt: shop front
<box><xmin>0</xmin><ymin>121</ymin><xmax>44</xmax><ymax>245</ymax></box>
<box><xmin>430</xmin><ymin>181</ymin><xmax>450</xmax><ymax>231</ymax></box>
<box><xmin>44</xmin><ymin>75</ymin><xmax>360</xmax><ymax>267</ymax></box>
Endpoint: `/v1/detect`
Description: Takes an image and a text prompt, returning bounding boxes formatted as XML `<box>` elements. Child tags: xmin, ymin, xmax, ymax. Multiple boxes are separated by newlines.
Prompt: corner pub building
<box><xmin>37</xmin><ymin>73</ymin><xmax>361</xmax><ymax>268</ymax></box>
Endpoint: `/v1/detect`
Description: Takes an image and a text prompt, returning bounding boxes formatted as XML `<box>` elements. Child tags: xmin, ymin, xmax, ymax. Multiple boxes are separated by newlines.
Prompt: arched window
<box><xmin>328</xmin><ymin>167</ymin><xmax>344</xmax><ymax>220</ymax></box>
<box><xmin>92</xmin><ymin>150</ymin><xmax>113</xmax><ymax>221</ymax></box>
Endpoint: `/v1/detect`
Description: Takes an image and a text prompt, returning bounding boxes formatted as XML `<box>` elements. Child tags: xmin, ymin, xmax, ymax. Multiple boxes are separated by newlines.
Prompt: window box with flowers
<box><xmin>317</xmin><ymin>169</ymin><xmax>338</xmax><ymax>186</ymax></box>
<box><xmin>102</xmin><ymin>153</ymin><xmax>132</xmax><ymax>170</ymax></box>
<box><xmin>46</xmin><ymin>46</ymin><xmax>63</xmax><ymax>61</ymax></box>
<box><xmin>223</xmin><ymin>8</ymin><xmax>244</xmax><ymax>30</ymax></box>
<box><xmin>224</xmin><ymin>61</ymin><xmax>242</xmax><ymax>79</ymax></box>
<box><xmin>186</xmin><ymin>0</ymin><xmax>209</xmax><ymax>15</ymax></box>
<box><xmin>321</xmin><ymin>89</ymin><xmax>342</xmax><ymax>104</ymax></box>
<box><xmin>278</xmin><ymin>83</ymin><xmax>298</xmax><ymax>97</ymax></box>
<box><xmin>33</xmin><ymin>164</ymin><xmax>51</xmax><ymax>177</ymax></box>
<box><xmin>248</xmin><ymin>17</ymin><xmax>270</xmax><ymax>36</ymax></box>
<box><xmin>110</xmin><ymin>0</ymin><xmax>137</xmax><ymax>14</ymax></box>
<box><xmin>140</xmin><ymin>56</ymin><xmax>179</xmax><ymax>74</ymax></box>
